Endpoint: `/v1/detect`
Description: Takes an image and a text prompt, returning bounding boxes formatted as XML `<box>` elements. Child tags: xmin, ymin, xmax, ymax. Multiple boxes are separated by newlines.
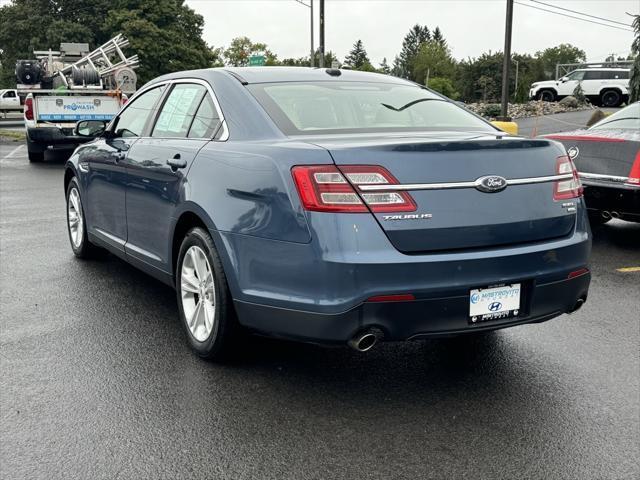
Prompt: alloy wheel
<box><xmin>67</xmin><ymin>187</ymin><xmax>84</xmax><ymax>248</ymax></box>
<box><xmin>180</xmin><ymin>245</ymin><xmax>216</xmax><ymax>342</ymax></box>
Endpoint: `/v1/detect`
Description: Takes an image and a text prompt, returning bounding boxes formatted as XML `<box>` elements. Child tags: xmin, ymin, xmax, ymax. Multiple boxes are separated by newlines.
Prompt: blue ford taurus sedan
<box><xmin>64</xmin><ymin>67</ymin><xmax>591</xmax><ymax>359</ymax></box>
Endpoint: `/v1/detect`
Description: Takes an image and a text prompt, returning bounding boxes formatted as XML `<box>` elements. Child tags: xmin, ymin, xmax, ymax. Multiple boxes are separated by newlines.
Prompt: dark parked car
<box><xmin>546</xmin><ymin>102</ymin><xmax>640</xmax><ymax>224</ymax></box>
<box><xmin>64</xmin><ymin>68</ymin><xmax>591</xmax><ymax>360</ymax></box>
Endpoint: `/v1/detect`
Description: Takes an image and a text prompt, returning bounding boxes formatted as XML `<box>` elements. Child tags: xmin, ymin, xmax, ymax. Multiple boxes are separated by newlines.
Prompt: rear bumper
<box><xmin>26</xmin><ymin>127</ymin><xmax>91</xmax><ymax>148</ymax></box>
<box><xmin>234</xmin><ymin>272</ymin><xmax>591</xmax><ymax>343</ymax></box>
<box><xmin>582</xmin><ymin>180</ymin><xmax>640</xmax><ymax>221</ymax></box>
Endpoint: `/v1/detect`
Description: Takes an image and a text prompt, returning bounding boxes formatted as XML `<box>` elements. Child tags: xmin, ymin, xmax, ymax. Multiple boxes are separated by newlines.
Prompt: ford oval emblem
<box><xmin>475</xmin><ymin>175</ymin><xmax>508</xmax><ymax>193</ymax></box>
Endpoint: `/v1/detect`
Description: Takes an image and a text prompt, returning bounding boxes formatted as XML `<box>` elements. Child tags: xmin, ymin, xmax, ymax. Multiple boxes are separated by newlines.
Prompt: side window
<box><xmin>4</xmin><ymin>90</ymin><xmax>16</xmax><ymax>98</ymax></box>
<box><xmin>152</xmin><ymin>84</ymin><xmax>206</xmax><ymax>138</ymax></box>
<box><xmin>616</xmin><ymin>71</ymin><xmax>629</xmax><ymax>79</ymax></box>
<box><xmin>188</xmin><ymin>94</ymin><xmax>221</xmax><ymax>139</ymax></box>
<box><xmin>583</xmin><ymin>71</ymin><xmax>602</xmax><ymax>80</ymax></box>
<box><xmin>567</xmin><ymin>71</ymin><xmax>585</xmax><ymax>81</ymax></box>
<box><xmin>114</xmin><ymin>85</ymin><xmax>165</xmax><ymax>138</ymax></box>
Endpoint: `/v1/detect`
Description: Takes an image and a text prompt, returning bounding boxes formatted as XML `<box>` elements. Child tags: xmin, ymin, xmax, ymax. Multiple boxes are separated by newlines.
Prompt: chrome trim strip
<box><xmin>578</xmin><ymin>172</ymin><xmax>629</xmax><ymax>184</ymax></box>
<box><xmin>358</xmin><ymin>173</ymin><xmax>574</xmax><ymax>192</ymax></box>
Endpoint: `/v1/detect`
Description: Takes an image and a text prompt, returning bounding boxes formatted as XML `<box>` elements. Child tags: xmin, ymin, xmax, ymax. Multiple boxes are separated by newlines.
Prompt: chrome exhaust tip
<box><xmin>568</xmin><ymin>297</ymin><xmax>586</xmax><ymax>314</ymax></box>
<box><xmin>601</xmin><ymin>211</ymin><xmax>612</xmax><ymax>220</ymax></box>
<box><xmin>611</xmin><ymin>211</ymin><xmax>621</xmax><ymax>219</ymax></box>
<box><xmin>348</xmin><ymin>329</ymin><xmax>382</xmax><ymax>352</ymax></box>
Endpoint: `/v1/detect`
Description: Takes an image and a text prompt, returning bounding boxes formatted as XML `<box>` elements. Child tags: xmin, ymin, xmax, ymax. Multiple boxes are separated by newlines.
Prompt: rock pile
<box><xmin>464</xmin><ymin>98</ymin><xmax>593</xmax><ymax>120</ymax></box>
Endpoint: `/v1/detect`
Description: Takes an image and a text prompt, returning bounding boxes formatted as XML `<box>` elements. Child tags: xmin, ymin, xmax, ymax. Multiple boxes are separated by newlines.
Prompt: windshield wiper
<box><xmin>380</xmin><ymin>98</ymin><xmax>443</xmax><ymax>112</ymax></box>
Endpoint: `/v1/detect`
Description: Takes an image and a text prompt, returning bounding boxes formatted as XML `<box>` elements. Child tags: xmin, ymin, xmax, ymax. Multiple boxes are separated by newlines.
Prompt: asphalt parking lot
<box><xmin>1</xmin><ymin>142</ymin><xmax>639</xmax><ymax>479</ymax></box>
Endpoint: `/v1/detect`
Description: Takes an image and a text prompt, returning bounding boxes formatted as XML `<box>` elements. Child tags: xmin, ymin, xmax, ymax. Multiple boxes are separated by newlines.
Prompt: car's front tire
<box><xmin>176</xmin><ymin>227</ymin><xmax>239</xmax><ymax>360</ymax></box>
<box><xmin>66</xmin><ymin>177</ymin><xmax>101</xmax><ymax>258</ymax></box>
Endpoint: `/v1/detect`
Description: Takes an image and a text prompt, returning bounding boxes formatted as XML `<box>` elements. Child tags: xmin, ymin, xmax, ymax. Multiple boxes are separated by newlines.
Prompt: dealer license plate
<box><xmin>469</xmin><ymin>283</ymin><xmax>521</xmax><ymax>323</ymax></box>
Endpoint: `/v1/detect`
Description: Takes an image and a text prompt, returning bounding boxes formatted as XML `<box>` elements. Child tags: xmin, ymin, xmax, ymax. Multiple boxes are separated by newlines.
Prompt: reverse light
<box><xmin>24</xmin><ymin>97</ymin><xmax>33</xmax><ymax>121</ymax></box>
<box><xmin>291</xmin><ymin>165</ymin><xmax>416</xmax><ymax>213</ymax></box>
<box><xmin>626</xmin><ymin>150</ymin><xmax>640</xmax><ymax>187</ymax></box>
<box><xmin>554</xmin><ymin>155</ymin><xmax>583</xmax><ymax>200</ymax></box>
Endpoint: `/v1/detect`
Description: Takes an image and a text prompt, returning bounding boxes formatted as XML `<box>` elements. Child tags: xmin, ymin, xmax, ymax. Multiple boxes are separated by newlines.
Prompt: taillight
<box><xmin>120</xmin><ymin>94</ymin><xmax>129</xmax><ymax>107</ymax></box>
<box><xmin>291</xmin><ymin>165</ymin><xmax>416</xmax><ymax>213</ymax></box>
<box><xmin>626</xmin><ymin>150</ymin><xmax>640</xmax><ymax>187</ymax></box>
<box><xmin>24</xmin><ymin>97</ymin><xmax>33</xmax><ymax>121</ymax></box>
<box><xmin>554</xmin><ymin>155</ymin><xmax>583</xmax><ymax>200</ymax></box>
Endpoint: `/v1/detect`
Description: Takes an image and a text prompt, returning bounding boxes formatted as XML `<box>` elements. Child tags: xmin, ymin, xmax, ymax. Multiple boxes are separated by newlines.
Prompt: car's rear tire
<box><xmin>27</xmin><ymin>138</ymin><xmax>44</xmax><ymax>163</ymax></box>
<box><xmin>600</xmin><ymin>90</ymin><xmax>621</xmax><ymax>108</ymax></box>
<box><xmin>66</xmin><ymin>177</ymin><xmax>102</xmax><ymax>258</ymax></box>
<box><xmin>537</xmin><ymin>89</ymin><xmax>556</xmax><ymax>102</ymax></box>
<box><xmin>588</xmin><ymin>210</ymin><xmax>611</xmax><ymax>226</ymax></box>
<box><xmin>176</xmin><ymin>227</ymin><xmax>239</xmax><ymax>361</ymax></box>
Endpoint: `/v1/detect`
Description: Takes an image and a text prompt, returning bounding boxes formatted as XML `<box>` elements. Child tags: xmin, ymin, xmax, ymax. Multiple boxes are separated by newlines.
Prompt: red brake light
<box><xmin>626</xmin><ymin>150</ymin><xmax>640</xmax><ymax>187</ymax></box>
<box><xmin>120</xmin><ymin>94</ymin><xmax>129</xmax><ymax>107</ymax></box>
<box><xmin>291</xmin><ymin>165</ymin><xmax>416</xmax><ymax>213</ymax></box>
<box><xmin>554</xmin><ymin>155</ymin><xmax>583</xmax><ymax>200</ymax></box>
<box><xmin>24</xmin><ymin>97</ymin><xmax>33</xmax><ymax>121</ymax></box>
<box><xmin>366</xmin><ymin>294</ymin><xmax>415</xmax><ymax>302</ymax></box>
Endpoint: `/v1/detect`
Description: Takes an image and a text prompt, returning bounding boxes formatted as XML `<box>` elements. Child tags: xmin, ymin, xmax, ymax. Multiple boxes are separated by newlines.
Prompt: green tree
<box><xmin>630</xmin><ymin>14</ymin><xmax>640</xmax><ymax>102</ymax></box>
<box><xmin>379</xmin><ymin>57</ymin><xmax>391</xmax><ymax>75</ymax></box>
<box><xmin>535</xmin><ymin>43</ymin><xmax>586</xmax><ymax>79</ymax></box>
<box><xmin>223</xmin><ymin>36</ymin><xmax>278</xmax><ymax>67</ymax></box>
<box><xmin>413</xmin><ymin>39</ymin><xmax>456</xmax><ymax>85</ymax></box>
<box><xmin>344</xmin><ymin>39</ymin><xmax>371</xmax><ymax>70</ymax></box>
<box><xmin>393</xmin><ymin>24</ymin><xmax>430</xmax><ymax>80</ymax></box>
<box><xmin>427</xmin><ymin>77</ymin><xmax>458</xmax><ymax>99</ymax></box>
<box><xmin>432</xmin><ymin>27</ymin><xmax>447</xmax><ymax>48</ymax></box>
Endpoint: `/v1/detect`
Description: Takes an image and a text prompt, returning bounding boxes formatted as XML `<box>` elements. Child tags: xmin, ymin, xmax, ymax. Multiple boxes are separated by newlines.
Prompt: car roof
<box><xmin>574</xmin><ymin>67</ymin><xmax>630</xmax><ymax>71</ymax></box>
<box><xmin>154</xmin><ymin>66</ymin><xmax>415</xmax><ymax>86</ymax></box>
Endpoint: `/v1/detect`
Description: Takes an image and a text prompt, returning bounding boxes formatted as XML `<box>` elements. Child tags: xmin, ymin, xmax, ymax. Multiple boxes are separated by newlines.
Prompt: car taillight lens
<box><xmin>626</xmin><ymin>150</ymin><xmax>640</xmax><ymax>187</ymax></box>
<box><xmin>291</xmin><ymin>165</ymin><xmax>416</xmax><ymax>213</ymax></box>
<box><xmin>554</xmin><ymin>155</ymin><xmax>583</xmax><ymax>200</ymax></box>
<box><xmin>24</xmin><ymin>97</ymin><xmax>33</xmax><ymax>121</ymax></box>
<box><xmin>120</xmin><ymin>94</ymin><xmax>129</xmax><ymax>107</ymax></box>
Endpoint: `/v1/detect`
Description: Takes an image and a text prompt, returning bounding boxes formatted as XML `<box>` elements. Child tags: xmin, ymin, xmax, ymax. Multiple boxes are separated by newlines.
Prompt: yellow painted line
<box><xmin>616</xmin><ymin>267</ymin><xmax>640</xmax><ymax>273</ymax></box>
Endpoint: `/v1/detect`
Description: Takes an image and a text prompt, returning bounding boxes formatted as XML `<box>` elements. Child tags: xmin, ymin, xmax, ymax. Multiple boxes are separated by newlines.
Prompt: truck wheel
<box><xmin>600</xmin><ymin>90</ymin><xmax>621</xmax><ymax>108</ymax></box>
<box><xmin>537</xmin><ymin>89</ymin><xmax>556</xmax><ymax>102</ymax></box>
<box><xmin>26</xmin><ymin>138</ymin><xmax>44</xmax><ymax>163</ymax></box>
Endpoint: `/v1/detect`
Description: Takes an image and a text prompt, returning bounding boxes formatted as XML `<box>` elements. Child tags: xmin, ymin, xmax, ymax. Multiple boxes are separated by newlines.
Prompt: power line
<box><xmin>515</xmin><ymin>1</ymin><xmax>633</xmax><ymax>32</ymax></box>
<box><xmin>529</xmin><ymin>0</ymin><xmax>632</xmax><ymax>27</ymax></box>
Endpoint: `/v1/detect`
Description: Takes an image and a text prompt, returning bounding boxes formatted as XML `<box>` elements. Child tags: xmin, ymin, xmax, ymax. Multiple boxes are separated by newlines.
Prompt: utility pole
<box><xmin>310</xmin><ymin>0</ymin><xmax>314</xmax><ymax>67</ymax></box>
<box><xmin>499</xmin><ymin>0</ymin><xmax>514</xmax><ymax>121</ymax></box>
<box><xmin>319</xmin><ymin>0</ymin><xmax>325</xmax><ymax>68</ymax></box>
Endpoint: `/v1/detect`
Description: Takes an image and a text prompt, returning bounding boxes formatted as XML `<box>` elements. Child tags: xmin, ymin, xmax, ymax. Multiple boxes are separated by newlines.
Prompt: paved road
<box><xmin>516</xmin><ymin>108</ymin><xmax>618</xmax><ymax>137</ymax></box>
<box><xmin>1</xmin><ymin>143</ymin><xmax>639</xmax><ymax>480</ymax></box>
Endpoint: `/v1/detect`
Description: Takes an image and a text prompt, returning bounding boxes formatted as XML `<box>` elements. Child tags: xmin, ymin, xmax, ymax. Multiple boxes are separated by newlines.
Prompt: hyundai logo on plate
<box><xmin>488</xmin><ymin>302</ymin><xmax>502</xmax><ymax>312</ymax></box>
<box><xmin>470</xmin><ymin>293</ymin><xmax>480</xmax><ymax>304</ymax></box>
<box><xmin>475</xmin><ymin>175</ymin><xmax>508</xmax><ymax>193</ymax></box>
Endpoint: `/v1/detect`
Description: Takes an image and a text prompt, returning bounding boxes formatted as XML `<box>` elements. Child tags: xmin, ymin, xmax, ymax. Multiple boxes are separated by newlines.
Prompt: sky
<box><xmin>185</xmin><ymin>0</ymin><xmax>638</xmax><ymax>65</ymax></box>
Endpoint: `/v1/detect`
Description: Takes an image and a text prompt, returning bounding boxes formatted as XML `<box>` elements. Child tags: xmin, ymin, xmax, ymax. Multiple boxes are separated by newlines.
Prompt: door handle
<box><xmin>167</xmin><ymin>154</ymin><xmax>187</xmax><ymax>170</ymax></box>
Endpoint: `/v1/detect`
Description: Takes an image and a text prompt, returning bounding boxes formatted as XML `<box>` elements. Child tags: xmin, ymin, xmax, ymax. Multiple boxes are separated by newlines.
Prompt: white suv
<box><xmin>529</xmin><ymin>68</ymin><xmax>630</xmax><ymax>107</ymax></box>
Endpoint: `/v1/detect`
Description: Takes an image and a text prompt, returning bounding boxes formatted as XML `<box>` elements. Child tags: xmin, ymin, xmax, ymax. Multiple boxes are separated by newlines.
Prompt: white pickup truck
<box><xmin>0</xmin><ymin>89</ymin><xmax>22</xmax><ymax>115</ymax></box>
<box><xmin>23</xmin><ymin>90</ymin><xmax>125</xmax><ymax>162</ymax></box>
<box><xmin>529</xmin><ymin>67</ymin><xmax>630</xmax><ymax>107</ymax></box>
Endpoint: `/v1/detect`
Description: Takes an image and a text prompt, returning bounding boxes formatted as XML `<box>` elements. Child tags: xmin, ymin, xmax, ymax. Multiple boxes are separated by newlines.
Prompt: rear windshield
<box><xmin>590</xmin><ymin>102</ymin><xmax>640</xmax><ymax>130</ymax></box>
<box><xmin>248</xmin><ymin>81</ymin><xmax>494</xmax><ymax>135</ymax></box>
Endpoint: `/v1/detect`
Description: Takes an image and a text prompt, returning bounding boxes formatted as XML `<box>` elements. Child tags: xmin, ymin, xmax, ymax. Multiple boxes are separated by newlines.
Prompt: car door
<box><xmin>582</xmin><ymin>70</ymin><xmax>602</xmax><ymax>95</ymax></box>
<box><xmin>83</xmin><ymin>84</ymin><xmax>166</xmax><ymax>251</ymax></box>
<box><xmin>558</xmin><ymin>70</ymin><xmax>584</xmax><ymax>96</ymax></box>
<box><xmin>123</xmin><ymin>81</ymin><xmax>223</xmax><ymax>272</ymax></box>
<box><xmin>1</xmin><ymin>90</ymin><xmax>19</xmax><ymax>109</ymax></box>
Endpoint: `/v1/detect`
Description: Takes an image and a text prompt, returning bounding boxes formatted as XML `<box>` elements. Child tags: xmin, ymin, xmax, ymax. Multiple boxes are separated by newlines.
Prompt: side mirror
<box><xmin>559</xmin><ymin>76</ymin><xmax>568</xmax><ymax>83</ymax></box>
<box><xmin>75</xmin><ymin>119</ymin><xmax>107</xmax><ymax>137</ymax></box>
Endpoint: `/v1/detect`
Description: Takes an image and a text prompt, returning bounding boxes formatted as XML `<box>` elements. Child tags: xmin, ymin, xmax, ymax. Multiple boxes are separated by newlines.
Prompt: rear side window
<box><xmin>614</xmin><ymin>71</ymin><xmax>629</xmax><ymax>79</ymax></box>
<box><xmin>152</xmin><ymin>84</ymin><xmax>206</xmax><ymax>138</ymax></box>
<box><xmin>583</xmin><ymin>71</ymin><xmax>603</xmax><ymax>80</ymax></box>
<box><xmin>248</xmin><ymin>81</ymin><xmax>492</xmax><ymax>135</ymax></box>
<box><xmin>188</xmin><ymin>94</ymin><xmax>221</xmax><ymax>138</ymax></box>
<box><xmin>114</xmin><ymin>85</ymin><xmax>165</xmax><ymax>138</ymax></box>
